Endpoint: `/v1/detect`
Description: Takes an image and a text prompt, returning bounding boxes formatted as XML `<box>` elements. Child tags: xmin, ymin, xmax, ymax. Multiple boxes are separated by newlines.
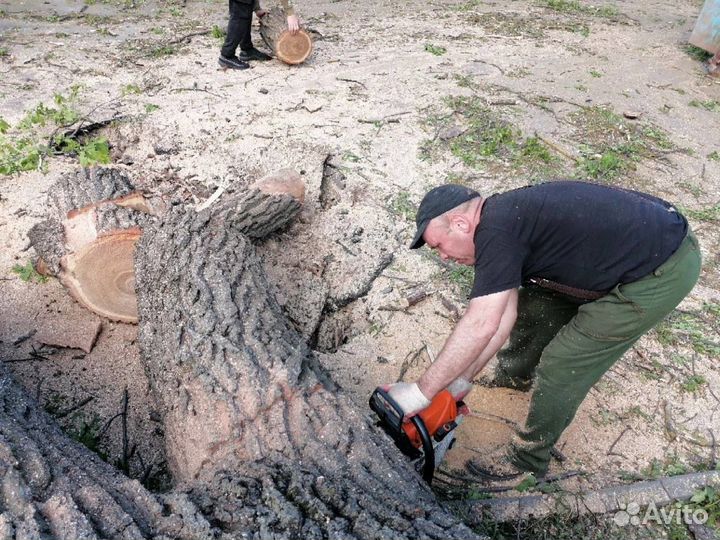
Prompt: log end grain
<box><xmin>253</xmin><ymin>169</ymin><xmax>305</xmax><ymax>203</ymax></box>
<box><xmin>61</xmin><ymin>230</ymin><xmax>141</xmax><ymax>323</ymax></box>
<box><xmin>275</xmin><ymin>30</ymin><xmax>313</xmax><ymax>65</ymax></box>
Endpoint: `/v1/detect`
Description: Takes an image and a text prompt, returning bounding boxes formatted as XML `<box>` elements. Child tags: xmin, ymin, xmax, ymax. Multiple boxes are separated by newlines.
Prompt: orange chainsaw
<box><xmin>369</xmin><ymin>387</ymin><xmax>467</xmax><ymax>483</ymax></box>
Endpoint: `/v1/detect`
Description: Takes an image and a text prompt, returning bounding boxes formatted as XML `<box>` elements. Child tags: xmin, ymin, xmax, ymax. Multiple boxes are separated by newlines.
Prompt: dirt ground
<box><xmin>1</xmin><ymin>0</ymin><xmax>719</xmax><ymax>521</ymax></box>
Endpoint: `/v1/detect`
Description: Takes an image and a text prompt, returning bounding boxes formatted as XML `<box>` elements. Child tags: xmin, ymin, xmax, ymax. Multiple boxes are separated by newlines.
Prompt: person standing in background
<box><xmin>219</xmin><ymin>0</ymin><xmax>300</xmax><ymax>70</ymax></box>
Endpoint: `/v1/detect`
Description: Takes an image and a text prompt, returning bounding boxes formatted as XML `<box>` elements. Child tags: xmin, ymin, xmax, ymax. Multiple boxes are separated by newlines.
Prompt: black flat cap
<box><xmin>409</xmin><ymin>184</ymin><xmax>481</xmax><ymax>249</ymax></box>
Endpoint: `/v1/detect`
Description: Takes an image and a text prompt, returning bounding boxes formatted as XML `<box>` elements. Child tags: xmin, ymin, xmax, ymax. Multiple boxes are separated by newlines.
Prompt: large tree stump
<box><xmin>11</xmin><ymin>167</ymin><xmax>484</xmax><ymax>538</ymax></box>
<box><xmin>28</xmin><ymin>168</ymin><xmax>154</xmax><ymax>323</ymax></box>
<box><xmin>28</xmin><ymin>167</ymin><xmax>306</xmax><ymax>324</ymax></box>
<box><xmin>260</xmin><ymin>7</ymin><xmax>313</xmax><ymax>65</ymax></box>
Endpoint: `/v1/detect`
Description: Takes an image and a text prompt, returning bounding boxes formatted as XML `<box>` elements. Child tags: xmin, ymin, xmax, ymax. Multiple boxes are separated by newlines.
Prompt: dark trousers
<box><xmin>497</xmin><ymin>230</ymin><xmax>701</xmax><ymax>475</ymax></box>
<box><xmin>221</xmin><ymin>0</ymin><xmax>254</xmax><ymax>58</ymax></box>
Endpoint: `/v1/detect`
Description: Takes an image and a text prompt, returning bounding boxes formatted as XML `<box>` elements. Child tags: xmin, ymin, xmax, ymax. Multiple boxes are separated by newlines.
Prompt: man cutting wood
<box><xmin>382</xmin><ymin>181</ymin><xmax>701</xmax><ymax>483</ymax></box>
<box><xmin>219</xmin><ymin>0</ymin><xmax>299</xmax><ymax>70</ymax></box>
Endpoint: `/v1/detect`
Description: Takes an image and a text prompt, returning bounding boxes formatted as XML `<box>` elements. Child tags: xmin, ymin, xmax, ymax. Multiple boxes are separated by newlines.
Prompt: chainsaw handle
<box><xmin>410</xmin><ymin>415</ymin><xmax>435</xmax><ymax>484</ymax></box>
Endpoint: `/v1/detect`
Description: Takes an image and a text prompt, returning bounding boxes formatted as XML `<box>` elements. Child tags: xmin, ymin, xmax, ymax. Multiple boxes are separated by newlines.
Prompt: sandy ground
<box><xmin>1</xmin><ymin>0</ymin><xmax>719</xmax><ymax>505</ymax></box>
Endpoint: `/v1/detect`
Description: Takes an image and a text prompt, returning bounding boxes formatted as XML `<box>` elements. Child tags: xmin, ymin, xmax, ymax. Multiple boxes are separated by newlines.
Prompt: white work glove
<box><xmin>446</xmin><ymin>377</ymin><xmax>473</xmax><ymax>401</ymax></box>
<box><xmin>384</xmin><ymin>382</ymin><xmax>431</xmax><ymax>421</ymax></box>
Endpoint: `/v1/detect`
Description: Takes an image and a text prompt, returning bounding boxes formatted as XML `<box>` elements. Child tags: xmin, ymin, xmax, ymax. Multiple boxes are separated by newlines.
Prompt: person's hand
<box><xmin>446</xmin><ymin>377</ymin><xmax>473</xmax><ymax>401</ymax></box>
<box><xmin>383</xmin><ymin>382</ymin><xmax>431</xmax><ymax>421</ymax></box>
<box><xmin>286</xmin><ymin>14</ymin><xmax>300</xmax><ymax>34</ymax></box>
<box><xmin>255</xmin><ymin>9</ymin><xmax>267</xmax><ymax>17</ymax></box>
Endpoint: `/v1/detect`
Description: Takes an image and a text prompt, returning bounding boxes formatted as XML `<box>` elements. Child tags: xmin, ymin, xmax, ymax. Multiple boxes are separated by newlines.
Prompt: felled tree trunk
<box><xmin>133</xmin><ymin>184</ymin><xmax>479</xmax><ymax>538</ymax></box>
<box><xmin>0</xmin><ymin>364</ymin><xmax>231</xmax><ymax>540</ymax></box>
<box><xmin>28</xmin><ymin>168</ymin><xmax>155</xmax><ymax>323</ymax></box>
<box><xmin>13</xmin><ymin>167</ymin><xmax>482</xmax><ymax>538</ymax></box>
<box><xmin>259</xmin><ymin>7</ymin><xmax>313</xmax><ymax>65</ymax></box>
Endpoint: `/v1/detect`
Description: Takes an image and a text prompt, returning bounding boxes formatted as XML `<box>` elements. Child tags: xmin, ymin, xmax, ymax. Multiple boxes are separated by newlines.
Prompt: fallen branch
<box><xmin>168</xmin><ymin>30</ymin><xmax>208</xmax><ymax>45</ymax></box>
<box><xmin>55</xmin><ymin>396</ymin><xmax>94</xmax><ymax>419</ymax></box>
<box><xmin>396</xmin><ymin>346</ymin><xmax>427</xmax><ymax>382</ymax></box>
<box><xmin>663</xmin><ymin>400</ymin><xmax>679</xmax><ymax>442</ymax></box>
<box><xmin>336</xmin><ymin>77</ymin><xmax>366</xmax><ymax>89</ymax></box>
<box><xmin>170</xmin><ymin>86</ymin><xmax>224</xmax><ymax>98</ymax></box>
<box><xmin>120</xmin><ymin>387</ymin><xmax>130</xmax><ymax>475</ymax></box>
<box><xmin>607</xmin><ymin>426</ymin><xmax>631</xmax><ymax>456</ymax></box>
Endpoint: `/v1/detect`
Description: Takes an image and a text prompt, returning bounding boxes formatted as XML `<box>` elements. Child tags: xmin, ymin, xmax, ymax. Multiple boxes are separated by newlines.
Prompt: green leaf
<box><xmin>78</xmin><ymin>137</ymin><xmax>110</xmax><ymax>167</ymax></box>
<box><xmin>12</xmin><ymin>261</ymin><xmax>48</xmax><ymax>283</ymax></box>
<box><xmin>691</xmin><ymin>488</ymin><xmax>708</xmax><ymax>504</ymax></box>
<box><xmin>515</xmin><ymin>474</ymin><xmax>538</xmax><ymax>492</ymax></box>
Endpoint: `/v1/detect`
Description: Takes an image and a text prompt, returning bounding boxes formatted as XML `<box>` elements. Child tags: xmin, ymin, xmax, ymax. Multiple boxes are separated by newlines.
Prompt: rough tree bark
<box><xmin>259</xmin><ymin>8</ymin><xmax>313</xmax><ymax>65</ymax></box>
<box><xmin>6</xmin><ymin>167</ymin><xmax>483</xmax><ymax>539</ymax></box>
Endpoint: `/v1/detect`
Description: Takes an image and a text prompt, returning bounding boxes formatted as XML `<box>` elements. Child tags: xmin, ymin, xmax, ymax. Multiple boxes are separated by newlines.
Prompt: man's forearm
<box><xmin>416</xmin><ymin>297</ymin><xmax>503</xmax><ymax>398</ymax></box>
<box><xmin>459</xmin><ymin>326</ymin><xmax>509</xmax><ymax>381</ymax></box>
<box><xmin>460</xmin><ymin>289</ymin><xmax>517</xmax><ymax>381</ymax></box>
<box><xmin>416</xmin><ymin>289</ymin><xmax>516</xmax><ymax>400</ymax></box>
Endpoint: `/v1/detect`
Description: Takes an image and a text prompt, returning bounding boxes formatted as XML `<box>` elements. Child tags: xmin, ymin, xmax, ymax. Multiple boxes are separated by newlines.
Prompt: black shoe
<box><xmin>218</xmin><ymin>55</ymin><xmax>250</xmax><ymax>70</ymax></box>
<box><xmin>239</xmin><ymin>47</ymin><xmax>272</xmax><ymax>61</ymax></box>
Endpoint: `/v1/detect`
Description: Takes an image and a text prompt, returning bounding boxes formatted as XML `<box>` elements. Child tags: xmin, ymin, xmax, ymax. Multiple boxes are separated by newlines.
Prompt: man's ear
<box><xmin>449</xmin><ymin>214</ymin><xmax>472</xmax><ymax>233</ymax></box>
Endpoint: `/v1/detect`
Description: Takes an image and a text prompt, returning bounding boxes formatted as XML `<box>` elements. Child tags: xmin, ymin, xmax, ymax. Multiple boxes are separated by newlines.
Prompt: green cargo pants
<box><xmin>494</xmin><ymin>230</ymin><xmax>702</xmax><ymax>475</ymax></box>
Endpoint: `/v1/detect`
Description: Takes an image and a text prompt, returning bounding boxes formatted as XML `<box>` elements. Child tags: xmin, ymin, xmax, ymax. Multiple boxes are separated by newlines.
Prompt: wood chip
<box><xmin>36</xmin><ymin>312</ymin><xmax>103</xmax><ymax>353</ymax></box>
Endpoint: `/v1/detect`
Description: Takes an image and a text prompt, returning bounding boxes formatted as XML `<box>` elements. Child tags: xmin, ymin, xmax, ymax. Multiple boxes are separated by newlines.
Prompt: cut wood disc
<box><xmin>62</xmin><ymin>231</ymin><xmax>141</xmax><ymax>323</ymax></box>
<box><xmin>275</xmin><ymin>30</ymin><xmax>313</xmax><ymax>65</ymax></box>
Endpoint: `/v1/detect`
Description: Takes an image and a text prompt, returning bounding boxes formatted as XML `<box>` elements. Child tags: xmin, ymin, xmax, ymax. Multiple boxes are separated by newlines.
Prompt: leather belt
<box><xmin>528</xmin><ymin>278</ymin><xmax>609</xmax><ymax>301</ymax></box>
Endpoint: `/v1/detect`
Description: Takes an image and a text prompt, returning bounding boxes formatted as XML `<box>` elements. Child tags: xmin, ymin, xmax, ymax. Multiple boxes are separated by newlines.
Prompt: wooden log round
<box><xmin>62</xmin><ymin>229</ymin><xmax>142</xmax><ymax>323</ymax></box>
<box><xmin>259</xmin><ymin>7</ymin><xmax>313</xmax><ymax>65</ymax></box>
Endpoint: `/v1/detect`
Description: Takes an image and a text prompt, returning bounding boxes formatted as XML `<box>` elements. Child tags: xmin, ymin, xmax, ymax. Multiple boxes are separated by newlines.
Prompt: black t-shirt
<box><xmin>470</xmin><ymin>181</ymin><xmax>688</xmax><ymax>298</ymax></box>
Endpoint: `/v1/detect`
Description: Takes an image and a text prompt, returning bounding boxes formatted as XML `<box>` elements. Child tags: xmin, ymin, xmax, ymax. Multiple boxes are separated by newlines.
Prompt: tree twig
<box><xmin>168</xmin><ymin>30</ymin><xmax>208</xmax><ymax>45</ymax></box>
<box><xmin>396</xmin><ymin>346</ymin><xmax>427</xmax><ymax>382</ymax></box>
<box><xmin>55</xmin><ymin>396</ymin><xmax>94</xmax><ymax>419</ymax></box>
<box><xmin>121</xmin><ymin>387</ymin><xmax>130</xmax><ymax>475</ymax></box>
<box><xmin>336</xmin><ymin>77</ymin><xmax>366</xmax><ymax>89</ymax></box>
<box><xmin>607</xmin><ymin>426</ymin><xmax>631</xmax><ymax>456</ymax></box>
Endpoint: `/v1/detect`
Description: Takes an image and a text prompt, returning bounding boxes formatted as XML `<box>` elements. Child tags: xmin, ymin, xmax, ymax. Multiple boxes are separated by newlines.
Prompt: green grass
<box><xmin>538</xmin><ymin>0</ymin><xmax>619</xmax><ymax>17</ymax></box>
<box><xmin>121</xmin><ymin>83</ymin><xmax>142</xmax><ymax>96</ymax></box>
<box><xmin>149</xmin><ymin>45</ymin><xmax>178</xmax><ymax>58</ymax></box>
<box><xmin>390</xmin><ymin>192</ymin><xmax>416</xmax><ymax>221</ymax></box>
<box><xmin>343</xmin><ymin>150</ymin><xmax>360</xmax><ymax>163</ymax></box>
<box><xmin>569</xmin><ymin>106</ymin><xmax>677</xmax><ymax>182</ymax></box>
<box><xmin>708</xmin><ymin>151</ymin><xmax>720</xmax><ymax>161</ymax></box>
<box><xmin>680</xmin><ymin>203</ymin><xmax>720</xmax><ymax>222</ymax></box>
<box><xmin>680</xmin><ymin>374</ymin><xmax>707</xmax><ymax>394</ymax></box>
<box><xmin>589</xmin><ymin>69</ymin><xmax>602</xmax><ymax>78</ymax></box>
<box><xmin>689</xmin><ymin>99</ymin><xmax>720</xmax><ymax>112</ymax></box>
<box><xmin>447</xmin><ymin>264</ymin><xmax>474</xmax><ymax>296</ymax></box>
<box><xmin>689</xmin><ymin>486</ymin><xmax>720</xmax><ymax>528</ymax></box>
<box><xmin>0</xmin><ymin>47</ymin><xmax>9</xmax><ymax>57</ymax></box>
<box><xmin>144</xmin><ymin>103</ymin><xmax>160</xmax><ymax>113</ymax></box>
<box><xmin>421</xmin><ymin>95</ymin><xmax>562</xmax><ymax>178</ymax></box>
<box><xmin>655</xmin><ymin>305</ymin><xmax>720</xmax><ymax>357</ymax></box>
<box><xmin>642</xmin><ymin>456</ymin><xmax>688</xmax><ymax>479</ymax></box>
<box><xmin>425</xmin><ymin>43</ymin><xmax>447</xmax><ymax>56</ymax></box>
<box><xmin>211</xmin><ymin>24</ymin><xmax>226</xmax><ymax>40</ymax></box>
<box><xmin>12</xmin><ymin>261</ymin><xmax>48</xmax><ymax>284</ymax></box>
<box><xmin>683</xmin><ymin>44</ymin><xmax>713</xmax><ymax>62</ymax></box>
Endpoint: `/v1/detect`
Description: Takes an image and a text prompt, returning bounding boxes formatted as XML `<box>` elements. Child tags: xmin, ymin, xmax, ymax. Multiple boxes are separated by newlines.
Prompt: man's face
<box><xmin>423</xmin><ymin>217</ymin><xmax>476</xmax><ymax>266</ymax></box>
